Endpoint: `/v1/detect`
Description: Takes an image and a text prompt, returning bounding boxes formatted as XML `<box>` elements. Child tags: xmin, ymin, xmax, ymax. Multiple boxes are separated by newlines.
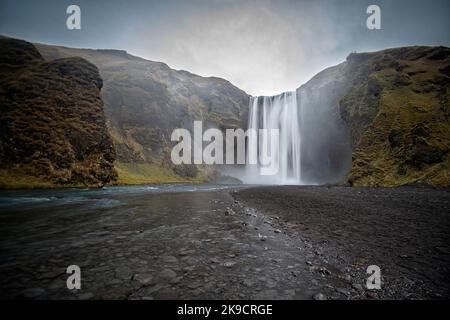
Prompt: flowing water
<box><xmin>244</xmin><ymin>92</ymin><xmax>302</xmax><ymax>185</ymax></box>
<box><xmin>0</xmin><ymin>183</ymin><xmax>321</xmax><ymax>299</ymax></box>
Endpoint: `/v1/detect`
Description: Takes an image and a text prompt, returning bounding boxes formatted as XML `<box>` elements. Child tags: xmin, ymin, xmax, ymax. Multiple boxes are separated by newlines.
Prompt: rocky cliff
<box><xmin>4</xmin><ymin>36</ymin><xmax>448</xmax><ymax>187</ymax></box>
<box><xmin>35</xmin><ymin>43</ymin><xmax>249</xmax><ymax>184</ymax></box>
<box><xmin>0</xmin><ymin>37</ymin><xmax>117</xmax><ymax>188</ymax></box>
<box><xmin>298</xmin><ymin>46</ymin><xmax>449</xmax><ymax>187</ymax></box>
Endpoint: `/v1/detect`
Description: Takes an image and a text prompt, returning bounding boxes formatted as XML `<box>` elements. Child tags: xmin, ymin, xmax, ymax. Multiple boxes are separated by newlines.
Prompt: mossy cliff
<box><xmin>0</xmin><ymin>37</ymin><xmax>117</xmax><ymax>188</ymax></box>
<box><xmin>339</xmin><ymin>46</ymin><xmax>450</xmax><ymax>187</ymax></box>
<box><xmin>35</xmin><ymin>43</ymin><xmax>248</xmax><ymax>184</ymax></box>
<box><xmin>1</xmin><ymin>36</ymin><xmax>448</xmax><ymax>188</ymax></box>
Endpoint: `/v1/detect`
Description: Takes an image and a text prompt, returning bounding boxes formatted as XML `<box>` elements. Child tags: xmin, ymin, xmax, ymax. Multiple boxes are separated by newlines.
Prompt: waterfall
<box><xmin>244</xmin><ymin>92</ymin><xmax>302</xmax><ymax>185</ymax></box>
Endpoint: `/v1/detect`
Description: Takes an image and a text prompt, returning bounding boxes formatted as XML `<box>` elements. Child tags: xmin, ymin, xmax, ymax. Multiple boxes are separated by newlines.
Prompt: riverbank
<box><xmin>233</xmin><ymin>185</ymin><xmax>450</xmax><ymax>299</ymax></box>
<box><xmin>0</xmin><ymin>184</ymin><xmax>448</xmax><ymax>299</ymax></box>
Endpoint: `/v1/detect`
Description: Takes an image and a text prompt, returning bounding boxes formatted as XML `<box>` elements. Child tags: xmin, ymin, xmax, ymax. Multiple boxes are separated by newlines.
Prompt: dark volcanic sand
<box><xmin>0</xmin><ymin>185</ymin><xmax>448</xmax><ymax>299</ymax></box>
<box><xmin>233</xmin><ymin>186</ymin><xmax>450</xmax><ymax>299</ymax></box>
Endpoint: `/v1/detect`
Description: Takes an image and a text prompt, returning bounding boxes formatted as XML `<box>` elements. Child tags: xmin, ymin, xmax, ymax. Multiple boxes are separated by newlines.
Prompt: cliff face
<box><xmin>35</xmin><ymin>44</ymin><xmax>249</xmax><ymax>184</ymax></box>
<box><xmin>298</xmin><ymin>46</ymin><xmax>450</xmax><ymax>187</ymax></box>
<box><xmin>296</xmin><ymin>64</ymin><xmax>353</xmax><ymax>185</ymax></box>
<box><xmin>35</xmin><ymin>43</ymin><xmax>450</xmax><ymax>187</ymax></box>
<box><xmin>340</xmin><ymin>47</ymin><xmax>450</xmax><ymax>187</ymax></box>
<box><xmin>0</xmin><ymin>37</ymin><xmax>117</xmax><ymax>188</ymax></box>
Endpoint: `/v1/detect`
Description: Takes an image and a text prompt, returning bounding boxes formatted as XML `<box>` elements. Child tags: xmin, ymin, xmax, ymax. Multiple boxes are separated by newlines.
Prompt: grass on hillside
<box><xmin>114</xmin><ymin>161</ymin><xmax>211</xmax><ymax>185</ymax></box>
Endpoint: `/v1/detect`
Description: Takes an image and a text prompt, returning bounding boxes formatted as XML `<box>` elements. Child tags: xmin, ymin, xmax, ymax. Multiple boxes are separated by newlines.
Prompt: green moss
<box><xmin>342</xmin><ymin>46</ymin><xmax>450</xmax><ymax>187</ymax></box>
<box><xmin>114</xmin><ymin>161</ymin><xmax>213</xmax><ymax>185</ymax></box>
<box><xmin>0</xmin><ymin>37</ymin><xmax>117</xmax><ymax>189</ymax></box>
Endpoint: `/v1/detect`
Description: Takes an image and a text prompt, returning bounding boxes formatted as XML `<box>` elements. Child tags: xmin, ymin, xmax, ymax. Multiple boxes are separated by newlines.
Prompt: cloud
<box><xmin>131</xmin><ymin>0</ymin><xmax>342</xmax><ymax>96</ymax></box>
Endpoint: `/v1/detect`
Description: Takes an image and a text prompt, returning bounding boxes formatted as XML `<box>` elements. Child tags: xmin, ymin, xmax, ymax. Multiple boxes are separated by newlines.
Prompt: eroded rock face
<box><xmin>339</xmin><ymin>46</ymin><xmax>450</xmax><ymax>187</ymax></box>
<box><xmin>0</xmin><ymin>37</ymin><xmax>117</xmax><ymax>188</ymax></box>
<box><xmin>34</xmin><ymin>40</ymin><xmax>450</xmax><ymax>187</ymax></box>
<box><xmin>296</xmin><ymin>46</ymin><xmax>450</xmax><ymax>187</ymax></box>
<box><xmin>36</xmin><ymin>43</ymin><xmax>249</xmax><ymax>183</ymax></box>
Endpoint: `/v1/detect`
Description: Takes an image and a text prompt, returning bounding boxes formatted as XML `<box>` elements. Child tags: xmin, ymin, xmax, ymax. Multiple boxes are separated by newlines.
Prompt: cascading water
<box><xmin>244</xmin><ymin>92</ymin><xmax>302</xmax><ymax>185</ymax></box>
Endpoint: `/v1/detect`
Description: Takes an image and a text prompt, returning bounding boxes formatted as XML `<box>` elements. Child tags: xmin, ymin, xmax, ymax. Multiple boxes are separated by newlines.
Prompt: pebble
<box><xmin>243</xmin><ymin>279</ymin><xmax>254</xmax><ymax>287</ymax></box>
<box><xmin>161</xmin><ymin>256</ymin><xmax>178</xmax><ymax>264</ymax></box>
<box><xmin>223</xmin><ymin>261</ymin><xmax>236</xmax><ymax>268</ymax></box>
<box><xmin>312</xmin><ymin>293</ymin><xmax>327</xmax><ymax>300</ymax></box>
<box><xmin>352</xmin><ymin>283</ymin><xmax>364</xmax><ymax>291</ymax></box>
<box><xmin>265</xmin><ymin>279</ymin><xmax>277</xmax><ymax>288</ymax></box>
<box><xmin>22</xmin><ymin>288</ymin><xmax>45</xmax><ymax>298</ymax></box>
<box><xmin>159</xmin><ymin>268</ymin><xmax>177</xmax><ymax>281</ymax></box>
<box><xmin>79</xmin><ymin>292</ymin><xmax>94</xmax><ymax>300</ymax></box>
<box><xmin>133</xmin><ymin>273</ymin><xmax>154</xmax><ymax>285</ymax></box>
<box><xmin>336</xmin><ymin>288</ymin><xmax>351</xmax><ymax>296</ymax></box>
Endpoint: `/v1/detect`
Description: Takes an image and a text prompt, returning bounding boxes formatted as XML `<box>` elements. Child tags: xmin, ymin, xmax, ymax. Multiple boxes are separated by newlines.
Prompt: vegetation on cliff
<box><xmin>339</xmin><ymin>46</ymin><xmax>450</xmax><ymax>187</ymax></box>
<box><xmin>35</xmin><ymin>43</ymin><xmax>248</xmax><ymax>184</ymax></box>
<box><xmin>0</xmin><ymin>37</ymin><xmax>117</xmax><ymax>188</ymax></box>
<box><xmin>3</xmin><ymin>36</ymin><xmax>448</xmax><ymax>188</ymax></box>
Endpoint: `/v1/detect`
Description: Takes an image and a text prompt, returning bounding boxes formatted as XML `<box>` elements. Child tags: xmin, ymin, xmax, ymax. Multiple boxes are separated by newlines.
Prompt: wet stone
<box><xmin>133</xmin><ymin>273</ymin><xmax>154</xmax><ymax>286</ymax></box>
<box><xmin>22</xmin><ymin>288</ymin><xmax>45</xmax><ymax>298</ymax></box>
<box><xmin>223</xmin><ymin>261</ymin><xmax>236</xmax><ymax>268</ymax></box>
<box><xmin>79</xmin><ymin>292</ymin><xmax>94</xmax><ymax>300</ymax></box>
<box><xmin>161</xmin><ymin>256</ymin><xmax>178</xmax><ymax>264</ymax></box>
<box><xmin>313</xmin><ymin>293</ymin><xmax>327</xmax><ymax>300</ymax></box>
<box><xmin>159</xmin><ymin>268</ymin><xmax>177</xmax><ymax>281</ymax></box>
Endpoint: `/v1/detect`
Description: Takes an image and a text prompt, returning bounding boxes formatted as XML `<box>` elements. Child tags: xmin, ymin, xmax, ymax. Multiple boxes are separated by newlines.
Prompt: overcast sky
<box><xmin>1</xmin><ymin>0</ymin><xmax>449</xmax><ymax>95</ymax></box>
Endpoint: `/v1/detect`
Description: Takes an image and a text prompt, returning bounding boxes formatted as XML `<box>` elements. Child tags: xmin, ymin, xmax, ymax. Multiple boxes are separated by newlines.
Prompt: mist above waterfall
<box><xmin>234</xmin><ymin>66</ymin><xmax>352</xmax><ymax>186</ymax></box>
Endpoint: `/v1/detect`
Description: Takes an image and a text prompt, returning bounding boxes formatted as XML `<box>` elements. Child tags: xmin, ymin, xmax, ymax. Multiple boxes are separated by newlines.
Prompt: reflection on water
<box><xmin>0</xmin><ymin>184</ymin><xmax>242</xmax><ymax>211</ymax></box>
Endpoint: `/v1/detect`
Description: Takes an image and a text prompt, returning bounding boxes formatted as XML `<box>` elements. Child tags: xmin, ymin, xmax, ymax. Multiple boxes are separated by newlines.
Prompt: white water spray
<box><xmin>244</xmin><ymin>92</ymin><xmax>302</xmax><ymax>184</ymax></box>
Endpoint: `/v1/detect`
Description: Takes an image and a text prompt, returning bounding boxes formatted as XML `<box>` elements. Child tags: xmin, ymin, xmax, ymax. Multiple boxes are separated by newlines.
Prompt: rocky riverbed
<box><xmin>0</xmin><ymin>184</ymin><xmax>448</xmax><ymax>299</ymax></box>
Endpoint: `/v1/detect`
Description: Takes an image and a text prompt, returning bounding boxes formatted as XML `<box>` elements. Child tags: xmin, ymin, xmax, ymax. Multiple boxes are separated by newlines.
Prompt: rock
<box><xmin>133</xmin><ymin>273</ymin><xmax>154</xmax><ymax>286</ymax></box>
<box><xmin>155</xmin><ymin>288</ymin><xmax>178</xmax><ymax>300</ymax></box>
<box><xmin>336</xmin><ymin>288</ymin><xmax>351</xmax><ymax>296</ymax></box>
<box><xmin>183</xmin><ymin>256</ymin><xmax>198</xmax><ymax>266</ymax></box>
<box><xmin>98</xmin><ymin>287</ymin><xmax>132</xmax><ymax>299</ymax></box>
<box><xmin>161</xmin><ymin>256</ymin><xmax>178</xmax><ymax>264</ymax></box>
<box><xmin>265</xmin><ymin>279</ymin><xmax>277</xmax><ymax>288</ymax></box>
<box><xmin>38</xmin><ymin>269</ymin><xmax>65</xmax><ymax>280</ymax></box>
<box><xmin>79</xmin><ymin>292</ymin><xmax>94</xmax><ymax>300</ymax></box>
<box><xmin>254</xmin><ymin>290</ymin><xmax>278</xmax><ymax>300</ymax></box>
<box><xmin>225</xmin><ymin>208</ymin><xmax>234</xmax><ymax>216</ymax></box>
<box><xmin>318</xmin><ymin>267</ymin><xmax>331</xmax><ymax>275</ymax></box>
<box><xmin>243</xmin><ymin>279</ymin><xmax>254</xmax><ymax>287</ymax></box>
<box><xmin>187</xmin><ymin>282</ymin><xmax>202</xmax><ymax>289</ymax></box>
<box><xmin>312</xmin><ymin>293</ymin><xmax>327</xmax><ymax>300</ymax></box>
<box><xmin>352</xmin><ymin>283</ymin><xmax>364</xmax><ymax>291</ymax></box>
<box><xmin>223</xmin><ymin>261</ymin><xmax>236</xmax><ymax>268</ymax></box>
<box><xmin>258</xmin><ymin>234</ymin><xmax>267</xmax><ymax>241</ymax></box>
<box><xmin>209</xmin><ymin>257</ymin><xmax>220</xmax><ymax>264</ymax></box>
<box><xmin>306</xmin><ymin>261</ymin><xmax>313</xmax><ymax>266</ymax></box>
<box><xmin>115</xmin><ymin>266</ymin><xmax>133</xmax><ymax>280</ymax></box>
<box><xmin>177</xmin><ymin>249</ymin><xmax>195</xmax><ymax>256</ymax></box>
<box><xmin>159</xmin><ymin>268</ymin><xmax>177</xmax><ymax>281</ymax></box>
<box><xmin>274</xmin><ymin>229</ymin><xmax>282</xmax><ymax>234</ymax></box>
<box><xmin>366</xmin><ymin>291</ymin><xmax>379</xmax><ymax>299</ymax></box>
<box><xmin>22</xmin><ymin>288</ymin><xmax>45</xmax><ymax>298</ymax></box>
